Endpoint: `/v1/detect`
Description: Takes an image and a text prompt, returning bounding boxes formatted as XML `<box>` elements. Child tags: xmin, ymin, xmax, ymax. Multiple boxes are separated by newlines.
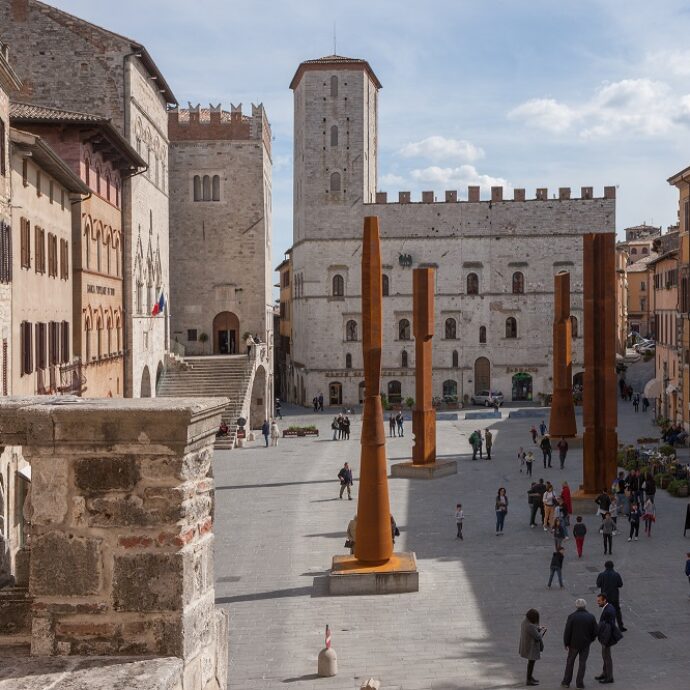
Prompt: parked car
<box><xmin>470</xmin><ymin>390</ymin><xmax>504</xmax><ymax>406</ymax></box>
<box><xmin>634</xmin><ymin>339</ymin><xmax>656</xmax><ymax>354</ymax></box>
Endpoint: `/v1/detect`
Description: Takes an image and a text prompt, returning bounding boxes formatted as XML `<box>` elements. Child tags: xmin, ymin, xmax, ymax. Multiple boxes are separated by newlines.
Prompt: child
<box><xmin>643</xmin><ymin>497</ymin><xmax>656</xmax><ymax>536</ymax></box>
<box><xmin>455</xmin><ymin>503</ymin><xmax>464</xmax><ymax>540</ymax></box>
<box><xmin>573</xmin><ymin>516</ymin><xmax>587</xmax><ymax>557</ymax></box>
<box><xmin>601</xmin><ymin>512</ymin><xmax>615</xmax><ymax>555</ymax></box>
<box><xmin>525</xmin><ymin>451</ymin><xmax>534</xmax><ymax>477</ymax></box>
<box><xmin>627</xmin><ymin>502</ymin><xmax>641</xmax><ymax>541</ymax></box>
<box><xmin>548</xmin><ymin>546</ymin><xmax>565</xmax><ymax>588</ymax></box>
<box><xmin>517</xmin><ymin>446</ymin><xmax>526</xmax><ymax>473</ymax></box>
<box><xmin>552</xmin><ymin>517</ymin><xmax>566</xmax><ymax>550</ymax></box>
<box><xmin>609</xmin><ymin>494</ymin><xmax>619</xmax><ymax>535</ymax></box>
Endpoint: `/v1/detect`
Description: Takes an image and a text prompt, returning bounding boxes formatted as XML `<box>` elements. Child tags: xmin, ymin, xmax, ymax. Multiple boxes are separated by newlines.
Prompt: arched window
<box><xmin>479</xmin><ymin>325</ymin><xmax>487</xmax><ymax>343</ymax></box>
<box><xmin>84</xmin><ymin>157</ymin><xmax>91</xmax><ymax>187</ymax></box>
<box><xmin>96</xmin><ymin>230</ymin><xmax>102</xmax><ymax>272</ymax></box>
<box><xmin>212</xmin><ymin>175</ymin><xmax>220</xmax><ymax>201</ymax></box>
<box><xmin>346</xmin><ymin>320</ymin><xmax>358</xmax><ymax>341</ymax></box>
<box><xmin>106</xmin><ymin>316</ymin><xmax>112</xmax><ymax>355</ymax></box>
<box><xmin>512</xmin><ymin>271</ymin><xmax>524</xmax><ymax>294</ymax></box>
<box><xmin>642</xmin><ymin>246</ymin><xmax>648</xmax><ymax>254</ymax></box>
<box><xmin>571</xmin><ymin>315</ymin><xmax>579</xmax><ymax>338</ymax></box>
<box><xmin>105</xmin><ymin>172</ymin><xmax>111</xmax><ymax>201</ymax></box>
<box><xmin>330</xmin><ymin>125</ymin><xmax>338</xmax><ymax>146</ymax></box>
<box><xmin>387</xmin><ymin>380</ymin><xmax>402</xmax><ymax>404</ymax></box>
<box><xmin>467</xmin><ymin>272</ymin><xmax>479</xmax><ymax>295</ymax></box>
<box><xmin>332</xmin><ymin>274</ymin><xmax>344</xmax><ymax>297</ymax></box>
<box><xmin>330</xmin><ymin>172</ymin><xmax>341</xmax><ymax>192</ymax></box>
<box><xmin>115</xmin><ymin>181</ymin><xmax>120</xmax><ymax>207</ymax></box>
<box><xmin>505</xmin><ymin>317</ymin><xmax>517</xmax><ymax>338</ymax></box>
<box><xmin>401</xmin><ymin>350</ymin><xmax>408</xmax><ymax>368</ymax></box>
<box><xmin>330</xmin><ymin>75</ymin><xmax>338</xmax><ymax>97</ymax></box>
<box><xmin>631</xmin><ymin>247</ymin><xmax>637</xmax><ymax>255</ymax></box>
<box><xmin>445</xmin><ymin>318</ymin><xmax>457</xmax><ymax>339</ymax></box>
<box><xmin>96</xmin><ymin>316</ymin><xmax>102</xmax><ymax>358</ymax></box>
<box><xmin>84</xmin><ymin>223</ymin><xmax>91</xmax><ymax>269</ymax></box>
<box><xmin>345</xmin><ymin>353</ymin><xmax>352</xmax><ymax>369</ymax></box>
<box><xmin>95</xmin><ymin>165</ymin><xmax>101</xmax><ymax>195</ymax></box>
<box><xmin>443</xmin><ymin>380</ymin><xmax>458</xmax><ymax>399</ymax></box>
<box><xmin>193</xmin><ymin>175</ymin><xmax>202</xmax><ymax>201</ymax></box>
<box><xmin>382</xmin><ymin>274</ymin><xmax>389</xmax><ymax>296</ymax></box>
<box><xmin>202</xmin><ymin>175</ymin><xmax>211</xmax><ymax>201</ymax></box>
<box><xmin>116</xmin><ymin>314</ymin><xmax>121</xmax><ymax>351</ymax></box>
<box><xmin>452</xmin><ymin>350</ymin><xmax>459</xmax><ymax>368</ymax></box>
<box><xmin>85</xmin><ymin>316</ymin><xmax>92</xmax><ymax>361</ymax></box>
<box><xmin>398</xmin><ymin>318</ymin><xmax>411</xmax><ymax>340</ymax></box>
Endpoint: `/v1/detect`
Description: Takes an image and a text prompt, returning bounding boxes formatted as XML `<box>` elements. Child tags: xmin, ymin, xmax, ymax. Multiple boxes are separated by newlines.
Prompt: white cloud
<box><xmin>646</xmin><ymin>49</ymin><xmax>690</xmax><ymax>78</ymax></box>
<box><xmin>380</xmin><ymin>173</ymin><xmax>407</xmax><ymax>187</ymax></box>
<box><xmin>409</xmin><ymin>165</ymin><xmax>510</xmax><ymax>192</ymax></box>
<box><xmin>399</xmin><ymin>136</ymin><xmax>484</xmax><ymax>162</ymax></box>
<box><xmin>508</xmin><ymin>78</ymin><xmax>690</xmax><ymax>139</ymax></box>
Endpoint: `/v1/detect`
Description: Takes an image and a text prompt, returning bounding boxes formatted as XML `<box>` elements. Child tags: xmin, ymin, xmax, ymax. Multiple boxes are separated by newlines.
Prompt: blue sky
<box><xmin>48</xmin><ymin>0</ymin><xmax>690</xmax><ymax>264</ymax></box>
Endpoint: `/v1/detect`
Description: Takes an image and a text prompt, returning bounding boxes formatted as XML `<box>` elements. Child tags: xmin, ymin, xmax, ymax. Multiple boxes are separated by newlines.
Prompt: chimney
<box><xmin>468</xmin><ymin>186</ymin><xmax>480</xmax><ymax>202</ymax></box>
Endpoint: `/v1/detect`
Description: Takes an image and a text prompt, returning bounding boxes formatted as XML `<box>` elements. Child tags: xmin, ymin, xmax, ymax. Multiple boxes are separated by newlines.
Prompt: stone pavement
<box><xmin>213</xmin><ymin>400</ymin><xmax>689</xmax><ymax>689</ymax></box>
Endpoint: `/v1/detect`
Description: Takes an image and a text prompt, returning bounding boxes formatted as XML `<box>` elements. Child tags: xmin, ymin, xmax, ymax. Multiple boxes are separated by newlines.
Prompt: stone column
<box><xmin>354</xmin><ymin>217</ymin><xmax>393</xmax><ymax>565</ymax></box>
<box><xmin>550</xmin><ymin>272</ymin><xmax>577</xmax><ymax>438</ymax></box>
<box><xmin>0</xmin><ymin>397</ymin><xmax>228</xmax><ymax>688</ymax></box>
<box><xmin>412</xmin><ymin>268</ymin><xmax>436</xmax><ymax>465</ymax></box>
<box><xmin>582</xmin><ymin>233</ymin><xmax>618</xmax><ymax>494</ymax></box>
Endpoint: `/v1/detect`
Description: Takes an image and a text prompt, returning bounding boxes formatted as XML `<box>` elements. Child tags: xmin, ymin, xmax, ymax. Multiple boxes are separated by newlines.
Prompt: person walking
<box><xmin>642</xmin><ymin>396</ymin><xmax>649</xmax><ymax>412</ymax></box>
<box><xmin>627</xmin><ymin>502</ymin><xmax>641</xmax><ymax>541</ymax></box>
<box><xmin>485</xmin><ymin>429</ymin><xmax>493</xmax><ymax>460</ymax></box>
<box><xmin>342</xmin><ymin>415</ymin><xmax>351</xmax><ymax>440</ymax></box>
<box><xmin>539</xmin><ymin>420</ymin><xmax>548</xmax><ymax>436</ymax></box>
<box><xmin>642</xmin><ymin>497</ymin><xmax>656</xmax><ymax>536</ymax></box>
<box><xmin>275</xmin><ymin>399</ymin><xmax>282</xmax><ymax>420</ymax></box>
<box><xmin>313</xmin><ymin>396</ymin><xmax>319</xmax><ymax>413</ymax></box>
<box><xmin>261</xmin><ymin>419</ymin><xmax>270</xmax><ymax>447</ymax></box>
<box><xmin>331</xmin><ymin>416</ymin><xmax>340</xmax><ymax>441</ymax></box>
<box><xmin>455</xmin><ymin>503</ymin><xmax>464</xmax><ymax>540</ymax></box>
<box><xmin>601</xmin><ymin>513</ymin><xmax>615</xmax><ymax>555</ymax></box>
<box><xmin>561</xmin><ymin>598</ymin><xmax>598</xmax><ymax>689</ymax></box>
<box><xmin>528</xmin><ymin>482</ymin><xmax>541</xmax><ymax>528</ymax></box>
<box><xmin>495</xmin><ymin>487</ymin><xmax>508</xmax><ymax>536</ymax></box>
<box><xmin>552</xmin><ymin>517</ymin><xmax>566</xmax><ymax>550</ymax></box>
<box><xmin>525</xmin><ymin>450</ymin><xmax>534</xmax><ymax>477</ymax></box>
<box><xmin>548</xmin><ymin>546</ymin><xmax>565</xmax><ymax>588</ymax></box>
<box><xmin>643</xmin><ymin>472</ymin><xmax>656</xmax><ymax>504</ymax></box>
<box><xmin>573</xmin><ymin>516</ymin><xmax>587</xmax><ymax>558</ymax></box>
<box><xmin>595</xmin><ymin>489</ymin><xmax>611</xmax><ymax>520</ymax></box>
<box><xmin>396</xmin><ymin>411</ymin><xmax>404</xmax><ymax>437</ymax></box>
<box><xmin>337</xmin><ymin>462</ymin><xmax>354</xmax><ymax>500</ymax></box>
<box><xmin>633</xmin><ymin>394</ymin><xmax>640</xmax><ymax>413</ymax></box>
<box><xmin>557</xmin><ymin>437</ymin><xmax>569</xmax><ymax>469</ymax></box>
<box><xmin>476</xmin><ymin>429</ymin><xmax>483</xmax><ymax>458</ymax></box>
<box><xmin>540</xmin><ymin>434</ymin><xmax>552</xmax><ymax>468</ymax></box>
<box><xmin>596</xmin><ymin>560</ymin><xmax>626</xmax><ymax>631</ymax></box>
<box><xmin>608</xmin><ymin>495</ymin><xmax>619</xmax><ymax>534</ymax></box>
<box><xmin>270</xmin><ymin>419</ymin><xmax>280</xmax><ymax>447</ymax></box>
<box><xmin>519</xmin><ymin>609</ymin><xmax>546</xmax><ymax>686</ymax></box>
<box><xmin>245</xmin><ymin>333</ymin><xmax>254</xmax><ymax>359</ymax></box>
<box><xmin>345</xmin><ymin>515</ymin><xmax>357</xmax><ymax>554</ymax></box>
<box><xmin>388</xmin><ymin>413</ymin><xmax>396</xmax><ymax>438</ymax></box>
<box><xmin>530</xmin><ymin>425</ymin><xmax>538</xmax><ymax>445</ymax></box>
<box><xmin>561</xmin><ymin>481</ymin><xmax>573</xmax><ymax>516</ymax></box>
<box><xmin>517</xmin><ymin>446</ymin><xmax>526</xmax><ymax>473</ymax></box>
<box><xmin>543</xmin><ymin>481</ymin><xmax>557</xmax><ymax>530</ymax></box>
<box><xmin>469</xmin><ymin>430</ymin><xmax>480</xmax><ymax>461</ymax></box>
<box><xmin>596</xmin><ymin>592</ymin><xmax>622</xmax><ymax>684</ymax></box>
<box><xmin>318</xmin><ymin>393</ymin><xmax>324</xmax><ymax>411</ymax></box>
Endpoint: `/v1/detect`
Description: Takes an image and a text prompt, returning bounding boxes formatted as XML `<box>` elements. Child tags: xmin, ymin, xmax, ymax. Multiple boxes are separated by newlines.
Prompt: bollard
<box><xmin>317</xmin><ymin>624</ymin><xmax>337</xmax><ymax>677</ymax></box>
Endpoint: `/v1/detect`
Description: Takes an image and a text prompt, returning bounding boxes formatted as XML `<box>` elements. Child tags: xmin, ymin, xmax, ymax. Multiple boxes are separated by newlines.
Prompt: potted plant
<box><xmin>405</xmin><ymin>396</ymin><xmax>415</xmax><ymax>410</ymax></box>
<box><xmin>198</xmin><ymin>332</ymin><xmax>209</xmax><ymax>354</ymax></box>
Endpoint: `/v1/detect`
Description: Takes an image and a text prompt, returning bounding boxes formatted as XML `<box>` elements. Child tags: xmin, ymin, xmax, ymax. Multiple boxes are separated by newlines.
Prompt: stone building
<box><xmin>288</xmin><ymin>55</ymin><xmax>615</xmax><ymax>407</ymax></box>
<box><xmin>626</xmin><ymin>253</ymin><xmax>656</xmax><ymax>338</ymax></box>
<box><xmin>10</xmin><ymin>102</ymin><xmax>146</xmax><ymax>397</ymax></box>
<box><xmin>0</xmin><ymin>0</ymin><xmax>177</xmax><ymax>397</ymax></box>
<box><xmin>275</xmin><ymin>248</ymin><xmax>292</xmax><ymax>400</ymax></box>
<box><xmin>168</xmin><ymin>104</ymin><xmax>273</xmax><ymax>365</ymax></box>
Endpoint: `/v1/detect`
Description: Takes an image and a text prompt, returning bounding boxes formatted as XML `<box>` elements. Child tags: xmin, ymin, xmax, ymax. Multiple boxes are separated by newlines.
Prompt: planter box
<box><xmin>283</xmin><ymin>429</ymin><xmax>319</xmax><ymax>438</ymax></box>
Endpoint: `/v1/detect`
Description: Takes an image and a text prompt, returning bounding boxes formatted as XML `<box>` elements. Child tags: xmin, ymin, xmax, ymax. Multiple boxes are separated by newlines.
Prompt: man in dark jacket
<box><xmin>528</xmin><ymin>479</ymin><xmax>547</xmax><ymax>527</ymax></box>
<box><xmin>596</xmin><ymin>561</ymin><xmax>627</xmax><ymax>631</ymax></box>
<box><xmin>561</xmin><ymin>598</ymin><xmax>598</xmax><ymax>688</ymax></box>
<box><xmin>596</xmin><ymin>593</ymin><xmax>621</xmax><ymax>684</ymax></box>
<box><xmin>261</xmin><ymin>419</ymin><xmax>270</xmax><ymax>447</ymax></box>
<box><xmin>337</xmin><ymin>462</ymin><xmax>354</xmax><ymax>500</ymax></box>
<box><xmin>540</xmin><ymin>435</ymin><xmax>552</xmax><ymax>468</ymax></box>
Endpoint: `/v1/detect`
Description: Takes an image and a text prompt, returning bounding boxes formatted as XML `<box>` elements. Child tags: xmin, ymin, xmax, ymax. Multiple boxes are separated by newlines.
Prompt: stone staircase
<box><xmin>156</xmin><ymin>355</ymin><xmax>253</xmax><ymax>449</ymax></box>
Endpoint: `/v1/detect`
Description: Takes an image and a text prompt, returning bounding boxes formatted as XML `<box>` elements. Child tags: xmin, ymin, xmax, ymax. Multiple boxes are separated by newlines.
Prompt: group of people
<box><xmin>468</xmin><ymin>428</ymin><xmax>493</xmax><ymax>459</ymax></box>
<box><xmin>661</xmin><ymin>422</ymin><xmax>688</xmax><ymax>447</ymax></box>
<box><xmin>520</xmin><ymin>586</ymin><xmax>624</xmax><ymax>687</ymax></box>
<box><xmin>260</xmin><ymin>418</ymin><xmax>281</xmax><ymax>447</ymax></box>
<box><xmin>331</xmin><ymin>414</ymin><xmax>351</xmax><ymax>440</ymax></box>
<box><xmin>528</xmin><ymin>421</ymin><xmax>570</xmax><ymax>469</ymax></box>
<box><xmin>388</xmin><ymin>411</ymin><xmax>405</xmax><ymax>437</ymax></box>
<box><xmin>312</xmin><ymin>393</ymin><xmax>325</xmax><ymax>412</ymax></box>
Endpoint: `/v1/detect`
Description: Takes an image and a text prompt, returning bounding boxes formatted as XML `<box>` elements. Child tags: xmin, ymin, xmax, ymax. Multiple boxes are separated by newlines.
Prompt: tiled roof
<box><xmin>290</xmin><ymin>54</ymin><xmax>382</xmax><ymax>89</ymax></box>
<box><xmin>627</xmin><ymin>255</ymin><xmax>657</xmax><ymax>272</ymax></box>
<box><xmin>301</xmin><ymin>54</ymin><xmax>371</xmax><ymax>66</ymax></box>
<box><xmin>176</xmin><ymin>109</ymin><xmax>249</xmax><ymax>124</ymax></box>
<box><xmin>10</xmin><ymin>102</ymin><xmax>106</xmax><ymax>123</ymax></box>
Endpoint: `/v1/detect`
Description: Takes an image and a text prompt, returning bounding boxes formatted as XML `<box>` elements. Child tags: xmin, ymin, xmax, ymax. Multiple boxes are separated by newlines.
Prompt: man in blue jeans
<box><xmin>548</xmin><ymin>547</ymin><xmax>565</xmax><ymax>588</ymax></box>
<box><xmin>261</xmin><ymin>419</ymin><xmax>270</xmax><ymax>447</ymax></box>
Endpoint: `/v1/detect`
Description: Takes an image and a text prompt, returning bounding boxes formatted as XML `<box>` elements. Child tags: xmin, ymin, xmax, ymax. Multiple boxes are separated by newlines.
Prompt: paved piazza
<box><xmin>214</xmin><ymin>400</ymin><xmax>689</xmax><ymax>689</ymax></box>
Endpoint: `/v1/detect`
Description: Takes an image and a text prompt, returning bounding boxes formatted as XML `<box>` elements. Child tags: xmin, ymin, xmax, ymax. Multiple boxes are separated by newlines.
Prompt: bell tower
<box><xmin>291</xmin><ymin>55</ymin><xmax>381</xmax><ymax>242</ymax></box>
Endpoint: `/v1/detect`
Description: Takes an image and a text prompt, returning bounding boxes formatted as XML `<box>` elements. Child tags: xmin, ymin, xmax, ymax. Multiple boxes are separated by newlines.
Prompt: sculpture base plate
<box><xmin>326</xmin><ymin>552</ymin><xmax>419</xmax><ymax>595</ymax></box>
<box><xmin>570</xmin><ymin>489</ymin><xmax>600</xmax><ymax>515</ymax></box>
<box><xmin>390</xmin><ymin>460</ymin><xmax>457</xmax><ymax>479</ymax></box>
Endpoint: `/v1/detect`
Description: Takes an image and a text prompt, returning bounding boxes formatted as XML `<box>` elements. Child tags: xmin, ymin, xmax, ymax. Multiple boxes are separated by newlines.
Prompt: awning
<box><xmin>643</xmin><ymin>379</ymin><xmax>661</xmax><ymax>399</ymax></box>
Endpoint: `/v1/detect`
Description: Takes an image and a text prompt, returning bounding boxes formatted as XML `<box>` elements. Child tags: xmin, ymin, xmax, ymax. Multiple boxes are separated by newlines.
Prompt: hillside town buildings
<box><xmin>287</xmin><ymin>54</ymin><xmax>615</xmax><ymax>407</ymax></box>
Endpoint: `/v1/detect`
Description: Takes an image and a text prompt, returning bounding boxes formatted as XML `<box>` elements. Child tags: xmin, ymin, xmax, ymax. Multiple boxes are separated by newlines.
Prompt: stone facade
<box><xmin>0</xmin><ymin>0</ymin><xmax>177</xmax><ymax>397</ymax></box>
<box><xmin>168</xmin><ymin>104</ymin><xmax>273</xmax><ymax>406</ymax></box>
<box><xmin>288</xmin><ymin>56</ymin><xmax>616</xmax><ymax>407</ymax></box>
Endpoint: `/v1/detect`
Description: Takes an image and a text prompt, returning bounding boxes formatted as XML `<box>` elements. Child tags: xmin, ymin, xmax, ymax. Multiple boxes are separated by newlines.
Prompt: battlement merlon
<box><xmin>168</xmin><ymin>102</ymin><xmax>271</xmax><ymax>153</ymax></box>
<box><xmin>372</xmin><ymin>186</ymin><xmax>616</xmax><ymax>205</ymax></box>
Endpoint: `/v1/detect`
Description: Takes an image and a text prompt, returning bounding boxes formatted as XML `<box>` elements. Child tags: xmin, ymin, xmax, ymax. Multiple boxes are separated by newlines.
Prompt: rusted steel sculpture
<box><xmin>412</xmin><ymin>267</ymin><xmax>436</xmax><ymax>465</ymax></box>
<box><xmin>582</xmin><ymin>233</ymin><xmax>618</xmax><ymax>493</ymax></box>
<box><xmin>550</xmin><ymin>272</ymin><xmax>577</xmax><ymax>438</ymax></box>
<box><xmin>354</xmin><ymin>216</ymin><xmax>393</xmax><ymax>564</ymax></box>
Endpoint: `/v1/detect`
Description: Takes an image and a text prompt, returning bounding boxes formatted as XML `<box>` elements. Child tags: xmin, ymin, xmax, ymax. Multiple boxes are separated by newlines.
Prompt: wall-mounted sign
<box><xmin>87</xmin><ymin>284</ymin><xmax>116</xmax><ymax>296</ymax></box>
<box><xmin>398</xmin><ymin>253</ymin><xmax>413</xmax><ymax>268</ymax></box>
<box><xmin>506</xmin><ymin>367</ymin><xmax>539</xmax><ymax>374</ymax></box>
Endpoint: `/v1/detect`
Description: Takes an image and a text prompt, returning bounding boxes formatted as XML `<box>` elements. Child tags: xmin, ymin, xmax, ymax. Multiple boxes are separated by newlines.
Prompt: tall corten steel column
<box><xmin>354</xmin><ymin>216</ymin><xmax>393</xmax><ymax>564</ymax></box>
<box><xmin>582</xmin><ymin>233</ymin><xmax>618</xmax><ymax>494</ymax></box>
<box><xmin>550</xmin><ymin>272</ymin><xmax>577</xmax><ymax>438</ymax></box>
<box><xmin>412</xmin><ymin>268</ymin><xmax>436</xmax><ymax>465</ymax></box>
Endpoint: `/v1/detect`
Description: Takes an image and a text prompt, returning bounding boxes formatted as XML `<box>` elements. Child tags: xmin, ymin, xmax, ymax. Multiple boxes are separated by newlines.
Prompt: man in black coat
<box><xmin>337</xmin><ymin>462</ymin><xmax>354</xmax><ymax>500</ymax></box>
<box><xmin>528</xmin><ymin>479</ymin><xmax>547</xmax><ymax>527</ymax></box>
<box><xmin>596</xmin><ymin>560</ymin><xmax>627</xmax><ymax>631</ymax></box>
<box><xmin>561</xmin><ymin>598</ymin><xmax>598</xmax><ymax>688</ymax></box>
<box><xmin>596</xmin><ymin>592</ymin><xmax>621</xmax><ymax>684</ymax></box>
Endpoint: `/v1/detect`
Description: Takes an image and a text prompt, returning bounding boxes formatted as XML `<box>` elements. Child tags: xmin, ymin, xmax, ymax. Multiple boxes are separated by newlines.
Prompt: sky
<box><xmin>46</xmin><ymin>0</ymin><xmax>690</xmax><ymax>265</ymax></box>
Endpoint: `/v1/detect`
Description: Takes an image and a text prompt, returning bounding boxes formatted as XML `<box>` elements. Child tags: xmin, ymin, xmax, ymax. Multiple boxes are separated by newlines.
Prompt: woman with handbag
<box><xmin>519</xmin><ymin>608</ymin><xmax>546</xmax><ymax>686</ymax></box>
<box><xmin>642</xmin><ymin>497</ymin><xmax>656</xmax><ymax>537</ymax></box>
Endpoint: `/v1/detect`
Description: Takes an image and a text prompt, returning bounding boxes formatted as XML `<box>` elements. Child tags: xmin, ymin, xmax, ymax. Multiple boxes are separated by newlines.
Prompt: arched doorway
<box><xmin>474</xmin><ymin>357</ymin><xmax>490</xmax><ymax>394</ymax></box>
<box><xmin>250</xmin><ymin>365</ymin><xmax>267</xmax><ymax>429</ymax></box>
<box><xmin>213</xmin><ymin>311</ymin><xmax>240</xmax><ymax>354</ymax></box>
<box><xmin>573</xmin><ymin>371</ymin><xmax>584</xmax><ymax>388</ymax></box>
<box><xmin>442</xmin><ymin>379</ymin><xmax>458</xmax><ymax>401</ymax></box>
<box><xmin>512</xmin><ymin>373</ymin><xmax>533</xmax><ymax>401</ymax></box>
<box><xmin>387</xmin><ymin>380</ymin><xmax>402</xmax><ymax>405</ymax></box>
<box><xmin>140</xmin><ymin>365</ymin><xmax>151</xmax><ymax>398</ymax></box>
<box><xmin>329</xmin><ymin>381</ymin><xmax>342</xmax><ymax>406</ymax></box>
